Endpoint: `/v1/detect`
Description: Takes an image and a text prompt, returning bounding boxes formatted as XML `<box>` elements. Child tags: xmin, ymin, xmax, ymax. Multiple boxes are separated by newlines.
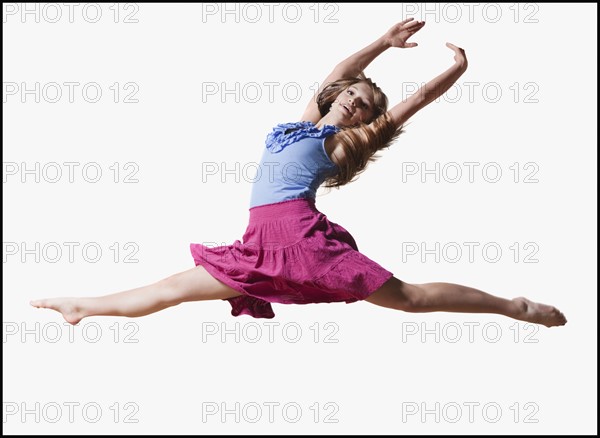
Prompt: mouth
<box><xmin>341</xmin><ymin>104</ymin><xmax>353</xmax><ymax>116</ymax></box>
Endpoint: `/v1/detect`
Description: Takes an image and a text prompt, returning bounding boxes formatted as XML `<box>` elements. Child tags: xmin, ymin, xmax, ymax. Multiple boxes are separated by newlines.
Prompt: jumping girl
<box><xmin>30</xmin><ymin>19</ymin><xmax>567</xmax><ymax>328</ymax></box>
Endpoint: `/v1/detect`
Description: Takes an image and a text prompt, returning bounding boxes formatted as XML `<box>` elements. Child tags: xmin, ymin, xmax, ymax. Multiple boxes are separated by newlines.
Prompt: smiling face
<box><xmin>332</xmin><ymin>82</ymin><xmax>376</xmax><ymax>127</ymax></box>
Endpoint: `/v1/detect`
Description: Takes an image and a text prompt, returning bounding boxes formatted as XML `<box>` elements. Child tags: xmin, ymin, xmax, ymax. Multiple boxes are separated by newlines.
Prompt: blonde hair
<box><xmin>317</xmin><ymin>72</ymin><xmax>405</xmax><ymax>189</ymax></box>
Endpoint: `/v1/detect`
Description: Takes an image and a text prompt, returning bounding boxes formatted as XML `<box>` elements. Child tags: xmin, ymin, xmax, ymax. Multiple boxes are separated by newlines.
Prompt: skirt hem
<box><xmin>191</xmin><ymin>245</ymin><xmax>276</xmax><ymax>319</ymax></box>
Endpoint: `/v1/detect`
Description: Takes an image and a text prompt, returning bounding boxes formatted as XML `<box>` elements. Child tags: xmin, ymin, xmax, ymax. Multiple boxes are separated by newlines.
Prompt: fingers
<box><xmin>406</xmin><ymin>19</ymin><xmax>425</xmax><ymax>27</ymax></box>
<box><xmin>446</xmin><ymin>42</ymin><xmax>465</xmax><ymax>51</ymax></box>
<box><xmin>406</xmin><ymin>20</ymin><xmax>425</xmax><ymax>32</ymax></box>
<box><xmin>398</xmin><ymin>18</ymin><xmax>425</xmax><ymax>30</ymax></box>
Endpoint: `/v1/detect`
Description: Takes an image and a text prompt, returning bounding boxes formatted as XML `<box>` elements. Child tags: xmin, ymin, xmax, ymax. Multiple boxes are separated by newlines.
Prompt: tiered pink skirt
<box><xmin>190</xmin><ymin>197</ymin><xmax>394</xmax><ymax>318</ymax></box>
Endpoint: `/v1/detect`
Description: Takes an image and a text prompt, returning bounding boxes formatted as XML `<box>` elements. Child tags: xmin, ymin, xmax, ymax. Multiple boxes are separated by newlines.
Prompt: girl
<box><xmin>31</xmin><ymin>19</ymin><xmax>567</xmax><ymax>328</ymax></box>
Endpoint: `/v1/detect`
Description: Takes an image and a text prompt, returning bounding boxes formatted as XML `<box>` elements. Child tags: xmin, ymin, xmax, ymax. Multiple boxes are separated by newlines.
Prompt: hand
<box><xmin>384</xmin><ymin>18</ymin><xmax>426</xmax><ymax>48</ymax></box>
<box><xmin>446</xmin><ymin>42</ymin><xmax>468</xmax><ymax>69</ymax></box>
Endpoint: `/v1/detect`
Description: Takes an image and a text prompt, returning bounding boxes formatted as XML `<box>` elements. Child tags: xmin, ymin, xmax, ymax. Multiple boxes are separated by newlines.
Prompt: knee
<box><xmin>404</xmin><ymin>286</ymin><xmax>430</xmax><ymax>312</ymax></box>
<box><xmin>156</xmin><ymin>274</ymin><xmax>187</xmax><ymax>305</ymax></box>
<box><xmin>396</xmin><ymin>282</ymin><xmax>427</xmax><ymax>312</ymax></box>
<box><xmin>367</xmin><ymin>278</ymin><xmax>425</xmax><ymax>312</ymax></box>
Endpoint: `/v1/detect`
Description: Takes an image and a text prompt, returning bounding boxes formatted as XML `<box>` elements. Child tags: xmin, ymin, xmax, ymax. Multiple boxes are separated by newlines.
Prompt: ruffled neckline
<box><xmin>265</xmin><ymin>121</ymin><xmax>340</xmax><ymax>153</ymax></box>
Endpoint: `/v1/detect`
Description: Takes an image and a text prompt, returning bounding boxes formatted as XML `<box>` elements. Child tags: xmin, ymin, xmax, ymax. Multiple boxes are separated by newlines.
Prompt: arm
<box><xmin>388</xmin><ymin>43</ymin><xmax>468</xmax><ymax>128</ymax></box>
<box><xmin>300</xmin><ymin>19</ymin><xmax>426</xmax><ymax>123</ymax></box>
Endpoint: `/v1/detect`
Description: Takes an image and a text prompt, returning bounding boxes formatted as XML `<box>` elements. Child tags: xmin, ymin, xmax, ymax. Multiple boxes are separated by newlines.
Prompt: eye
<box><xmin>347</xmin><ymin>90</ymin><xmax>353</xmax><ymax>95</ymax></box>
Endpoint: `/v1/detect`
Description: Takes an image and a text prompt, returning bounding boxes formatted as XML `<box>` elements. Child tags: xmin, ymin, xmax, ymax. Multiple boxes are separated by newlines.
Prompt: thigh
<box><xmin>162</xmin><ymin>265</ymin><xmax>244</xmax><ymax>302</ymax></box>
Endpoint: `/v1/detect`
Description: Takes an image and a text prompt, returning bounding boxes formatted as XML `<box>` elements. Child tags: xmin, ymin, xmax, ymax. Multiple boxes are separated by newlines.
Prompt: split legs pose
<box><xmin>30</xmin><ymin>268</ymin><xmax>566</xmax><ymax>328</ymax></box>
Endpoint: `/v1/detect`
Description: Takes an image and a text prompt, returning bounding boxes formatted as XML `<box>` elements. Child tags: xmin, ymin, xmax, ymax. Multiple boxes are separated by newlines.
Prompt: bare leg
<box><xmin>366</xmin><ymin>276</ymin><xmax>567</xmax><ymax>328</ymax></box>
<box><xmin>30</xmin><ymin>266</ymin><xmax>243</xmax><ymax>325</ymax></box>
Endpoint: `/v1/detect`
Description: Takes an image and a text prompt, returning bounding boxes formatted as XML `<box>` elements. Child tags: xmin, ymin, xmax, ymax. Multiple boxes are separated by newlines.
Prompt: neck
<box><xmin>315</xmin><ymin>113</ymin><xmax>341</xmax><ymax>130</ymax></box>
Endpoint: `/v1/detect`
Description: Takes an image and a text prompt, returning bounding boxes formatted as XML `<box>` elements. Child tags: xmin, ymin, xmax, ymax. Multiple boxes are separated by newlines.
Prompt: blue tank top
<box><xmin>249</xmin><ymin>121</ymin><xmax>341</xmax><ymax>209</ymax></box>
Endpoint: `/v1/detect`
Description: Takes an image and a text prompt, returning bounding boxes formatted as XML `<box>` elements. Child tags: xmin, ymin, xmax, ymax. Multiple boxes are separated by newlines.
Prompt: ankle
<box><xmin>510</xmin><ymin>297</ymin><xmax>527</xmax><ymax>319</ymax></box>
<box><xmin>75</xmin><ymin>298</ymin><xmax>91</xmax><ymax>319</ymax></box>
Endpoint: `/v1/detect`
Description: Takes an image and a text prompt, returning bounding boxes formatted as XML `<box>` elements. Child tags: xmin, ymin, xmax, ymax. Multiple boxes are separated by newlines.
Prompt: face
<box><xmin>332</xmin><ymin>82</ymin><xmax>376</xmax><ymax>126</ymax></box>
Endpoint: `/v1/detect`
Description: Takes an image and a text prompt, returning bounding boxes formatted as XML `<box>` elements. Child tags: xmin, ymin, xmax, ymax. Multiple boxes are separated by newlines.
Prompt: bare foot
<box><xmin>30</xmin><ymin>298</ymin><xmax>85</xmax><ymax>325</ymax></box>
<box><xmin>512</xmin><ymin>297</ymin><xmax>567</xmax><ymax>328</ymax></box>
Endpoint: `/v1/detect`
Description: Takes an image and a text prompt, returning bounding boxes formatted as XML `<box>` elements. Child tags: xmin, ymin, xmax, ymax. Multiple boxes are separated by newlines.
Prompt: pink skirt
<box><xmin>190</xmin><ymin>197</ymin><xmax>393</xmax><ymax>318</ymax></box>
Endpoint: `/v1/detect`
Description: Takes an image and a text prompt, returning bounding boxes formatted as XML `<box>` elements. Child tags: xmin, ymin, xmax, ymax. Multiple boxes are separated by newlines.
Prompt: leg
<box><xmin>30</xmin><ymin>266</ymin><xmax>243</xmax><ymax>325</ymax></box>
<box><xmin>365</xmin><ymin>276</ymin><xmax>567</xmax><ymax>328</ymax></box>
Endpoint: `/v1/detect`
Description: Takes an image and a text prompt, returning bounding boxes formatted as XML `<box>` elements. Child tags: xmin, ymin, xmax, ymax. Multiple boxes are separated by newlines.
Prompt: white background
<box><xmin>3</xmin><ymin>2</ymin><xmax>597</xmax><ymax>434</ymax></box>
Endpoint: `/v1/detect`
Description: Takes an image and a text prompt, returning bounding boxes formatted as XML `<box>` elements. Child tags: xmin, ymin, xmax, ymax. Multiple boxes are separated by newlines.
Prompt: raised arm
<box><xmin>388</xmin><ymin>43</ymin><xmax>468</xmax><ymax>129</ymax></box>
<box><xmin>300</xmin><ymin>18</ymin><xmax>426</xmax><ymax>124</ymax></box>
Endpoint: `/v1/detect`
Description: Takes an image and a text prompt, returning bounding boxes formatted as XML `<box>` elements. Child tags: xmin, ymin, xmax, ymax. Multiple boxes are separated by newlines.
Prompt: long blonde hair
<box><xmin>317</xmin><ymin>72</ymin><xmax>405</xmax><ymax>189</ymax></box>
